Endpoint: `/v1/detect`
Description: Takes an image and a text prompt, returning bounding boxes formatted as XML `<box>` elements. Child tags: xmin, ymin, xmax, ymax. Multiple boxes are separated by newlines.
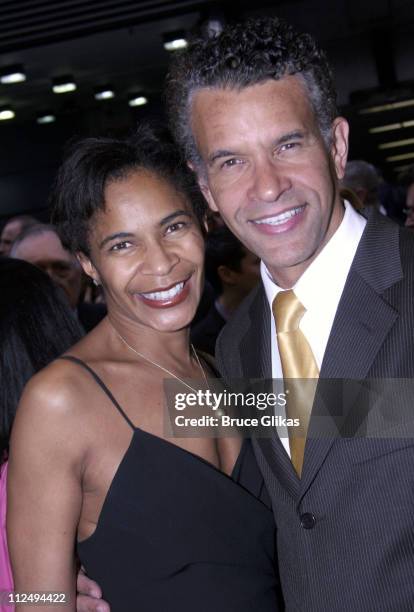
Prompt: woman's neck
<box><xmin>106</xmin><ymin>314</ymin><xmax>192</xmax><ymax>367</ymax></box>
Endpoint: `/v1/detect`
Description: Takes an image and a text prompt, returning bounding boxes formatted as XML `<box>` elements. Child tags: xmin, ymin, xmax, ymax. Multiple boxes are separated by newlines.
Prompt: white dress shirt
<box><xmin>261</xmin><ymin>201</ymin><xmax>367</xmax><ymax>455</ymax></box>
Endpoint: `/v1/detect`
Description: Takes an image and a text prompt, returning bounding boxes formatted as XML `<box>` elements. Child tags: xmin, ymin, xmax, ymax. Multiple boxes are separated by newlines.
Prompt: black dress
<box><xmin>62</xmin><ymin>356</ymin><xmax>278</xmax><ymax>612</ymax></box>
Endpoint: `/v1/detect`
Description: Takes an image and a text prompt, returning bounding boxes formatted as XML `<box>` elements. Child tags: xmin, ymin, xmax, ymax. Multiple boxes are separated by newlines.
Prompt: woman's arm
<box><xmin>7</xmin><ymin>369</ymin><xmax>85</xmax><ymax>611</ymax></box>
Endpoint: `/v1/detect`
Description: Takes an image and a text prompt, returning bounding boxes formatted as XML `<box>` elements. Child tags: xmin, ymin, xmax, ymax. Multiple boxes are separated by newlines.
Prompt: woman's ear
<box><xmin>76</xmin><ymin>252</ymin><xmax>101</xmax><ymax>286</ymax></box>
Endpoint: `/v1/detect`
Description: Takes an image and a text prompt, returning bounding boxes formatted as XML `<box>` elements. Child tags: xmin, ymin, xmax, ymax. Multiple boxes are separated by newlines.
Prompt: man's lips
<box><xmin>250</xmin><ymin>204</ymin><xmax>306</xmax><ymax>234</ymax></box>
<box><xmin>135</xmin><ymin>277</ymin><xmax>191</xmax><ymax>308</ymax></box>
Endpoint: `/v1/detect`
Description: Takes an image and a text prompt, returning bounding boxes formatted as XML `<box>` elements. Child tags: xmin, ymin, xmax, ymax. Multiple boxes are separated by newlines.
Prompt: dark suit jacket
<box><xmin>216</xmin><ymin>210</ymin><xmax>414</xmax><ymax>611</ymax></box>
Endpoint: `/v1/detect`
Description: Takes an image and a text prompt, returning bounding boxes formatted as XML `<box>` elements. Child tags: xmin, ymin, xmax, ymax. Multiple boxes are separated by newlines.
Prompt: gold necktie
<box><xmin>272</xmin><ymin>290</ymin><xmax>319</xmax><ymax>476</ymax></box>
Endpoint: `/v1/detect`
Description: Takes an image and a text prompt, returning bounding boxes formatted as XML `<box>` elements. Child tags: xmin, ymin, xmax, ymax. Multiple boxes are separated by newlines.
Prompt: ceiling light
<box><xmin>359</xmin><ymin>99</ymin><xmax>414</xmax><ymax>114</ymax></box>
<box><xmin>52</xmin><ymin>75</ymin><xmax>76</xmax><ymax>94</ymax></box>
<box><xmin>0</xmin><ymin>64</ymin><xmax>26</xmax><ymax>84</ymax></box>
<box><xmin>163</xmin><ymin>30</ymin><xmax>188</xmax><ymax>51</ymax></box>
<box><xmin>37</xmin><ymin>112</ymin><xmax>56</xmax><ymax>124</ymax></box>
<box><xmin>386</xmin><ymin>151</ymin><xmax>414</xmax><ymax>163</ymax></box>
<box><xmin>379</xmin><ymin>137</ymin><xmax>414</xmax><ymax>150</ymax></box>
<box><xmin>369</xmin><ymin>120</ymin><xmax>414</xmax><ymax>134</ymax></box>
<box><xmin>95</xmin><ymin>86</ymin><xmax>115</xmax><ymax>100</ymax></box>
<box><xmin>128</xmin><ymin>94</ymin><xmax>148</xmax><ymax>107</ymax></box>
<box><xmin>0</xmin><ymin>106</ymin><xmax>15</xmax><ymax>120</ymax></box>
<box><xmin>394</xmin><ymin>164</ymin><xmax>413</xmax><ymax>174</ymax></box>
<box><xmin>369</xmin><ymin>123</ymin><xmax>403</xmax><ymax>134</ymax></box>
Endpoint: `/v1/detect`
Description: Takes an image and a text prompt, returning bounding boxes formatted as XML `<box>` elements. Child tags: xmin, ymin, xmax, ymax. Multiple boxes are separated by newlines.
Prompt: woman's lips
<box><xmin>136</xmin><ymin>278</ymin><xmax>191</xmax><ymax>309</ymax></box>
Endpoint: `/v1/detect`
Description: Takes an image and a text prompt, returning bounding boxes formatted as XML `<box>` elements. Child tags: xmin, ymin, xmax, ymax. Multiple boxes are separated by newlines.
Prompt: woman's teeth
<box><xmin>141</xmin><ymin>281</ymin><xmax>185</xmax><ymax>301</ymax></box>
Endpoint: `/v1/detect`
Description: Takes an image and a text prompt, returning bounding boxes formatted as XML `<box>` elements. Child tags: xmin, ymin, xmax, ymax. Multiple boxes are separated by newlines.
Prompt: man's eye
<box><xmin>221</xmin><ymin>158</ymin><xmax>243</xmax><ymax>169</ymax></box>
<box><xmin>279</xmin><ymin>142</ymin><xmax>299</xmax><ymax>153</ymax></box>
<box><xmin>110</xmin><ymin>241</ymin><xmax>131</xmax><ymax>251</ymax></box>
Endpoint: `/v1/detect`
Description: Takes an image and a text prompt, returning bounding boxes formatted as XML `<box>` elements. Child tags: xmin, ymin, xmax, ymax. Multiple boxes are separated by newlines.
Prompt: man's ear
<box><xmin>330</xmin><ymin>117</ymin><xmax>349</xmax><ymax>180</ymax></box>
<box><xmin>187</xmin><ymin>160</ymin><xmax>219</xmax><ymax>213</ymax></box>
<box><xmin>76</xmin><ymin>252</ymin><xmax>101</xmax><ymax>285</ymax></box>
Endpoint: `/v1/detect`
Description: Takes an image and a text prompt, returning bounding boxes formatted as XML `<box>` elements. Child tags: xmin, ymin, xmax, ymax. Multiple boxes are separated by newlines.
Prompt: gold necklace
<box><xmin>111</xmin><ymin>324</ymin><xmax>208</xmax><ymax>394</ymax></box>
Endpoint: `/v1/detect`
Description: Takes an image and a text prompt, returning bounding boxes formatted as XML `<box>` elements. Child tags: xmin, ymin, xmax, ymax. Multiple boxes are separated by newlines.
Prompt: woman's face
<box><xmin>81</xmin><ymin>169</ymin><xmax>205</xmax><ymax>333</ymax></box>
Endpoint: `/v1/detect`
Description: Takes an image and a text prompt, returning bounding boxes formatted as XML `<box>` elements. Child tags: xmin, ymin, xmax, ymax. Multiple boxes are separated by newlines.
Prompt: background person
<box><xmin>11</xmin><ymin>224</ymin><xmax>106</xmax><ymax>332</ymax></box>
<box><xmin>340</xmin><ymin>159</ymin><xmax>386</xmax><ymax>214</ymax></box>
<box><xmin>0</xmin><ymin>258</ymin><xmax>83</xmax><ymax>609</ymax></box>
<box><xmin>191</xmin><ymin>226</ymin><xmax>260</xmax><ymax>355</ymax></box>
<box><xmin>0</xmin><ymin>216</ymin><xmax>37</xmax><ymax>257</ymax></box>
<box><xmin>399</xmin><ymin>164</ymin><xmax>414</xmax><ymax>229</ymax></box>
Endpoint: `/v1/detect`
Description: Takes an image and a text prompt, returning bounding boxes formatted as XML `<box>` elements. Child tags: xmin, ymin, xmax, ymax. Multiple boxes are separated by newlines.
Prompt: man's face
<box><xmin>12</xmin><ymin>231</ymin><xmax>82</xmax><ymax>308</ymax></box>
<box><xmin>405</xmin><ymin>183</ymin><xmax>414</xmax><ymax>229</ymax></box>
<box><xmin>0</xmin><ymin>219</ymin><xmax>23</xmax><ymax>256</ymax></box>
<box><xmin>191</xmin><ymin>76</ymin><xmax>349</xmax><ymax>288</ymax></box>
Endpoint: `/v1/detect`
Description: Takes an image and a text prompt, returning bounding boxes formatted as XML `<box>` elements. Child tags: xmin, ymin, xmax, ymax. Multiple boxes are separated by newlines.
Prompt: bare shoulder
<box><xmin>12</xmin><ymin>357</ymin><xmax>96</xmax><ymax>463</ymax></box>
<box><xmin>19</xmin><ymin>357</ymin><xmax>86</xmax><ymax>417</ymax></box>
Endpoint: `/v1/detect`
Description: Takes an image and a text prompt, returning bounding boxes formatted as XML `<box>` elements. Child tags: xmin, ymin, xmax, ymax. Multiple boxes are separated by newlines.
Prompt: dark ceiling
<box><xmin>0</xmin><ymin>0</ymin><xmax>414</xmax><ymax>218</ymax></box>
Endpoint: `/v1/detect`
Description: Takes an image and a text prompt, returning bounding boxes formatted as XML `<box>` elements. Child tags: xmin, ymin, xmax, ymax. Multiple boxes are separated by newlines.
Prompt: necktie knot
<box><xmin>273</xmin><ymin>289</ymin><xmax>306</xmax><ymax>333</ymax></box>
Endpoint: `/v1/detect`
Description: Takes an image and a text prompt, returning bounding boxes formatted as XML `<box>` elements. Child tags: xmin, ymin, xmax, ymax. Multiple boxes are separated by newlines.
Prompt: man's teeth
<box><xmin>142</xmin><ymin>281</ymin><xmax>185</xmax><ymax>301</ymax></box>
<box><xmin>254</xmin><ymin>206</ymin><xmax>304</xmax><ymax>225</ymax></box>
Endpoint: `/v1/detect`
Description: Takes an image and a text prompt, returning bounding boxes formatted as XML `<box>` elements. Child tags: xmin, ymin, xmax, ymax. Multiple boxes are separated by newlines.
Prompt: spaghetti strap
<box><xmin>58</xmin><ymin>355</ymin><xmax>136</xmax><ymax>431</ymax></box>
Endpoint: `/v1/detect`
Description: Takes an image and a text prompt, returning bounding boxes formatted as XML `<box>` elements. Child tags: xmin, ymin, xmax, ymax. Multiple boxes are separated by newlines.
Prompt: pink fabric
<box><xmin>0</xmin><ymin>461</ymin><xmax>14</xmax><ymax>610</ymax></box>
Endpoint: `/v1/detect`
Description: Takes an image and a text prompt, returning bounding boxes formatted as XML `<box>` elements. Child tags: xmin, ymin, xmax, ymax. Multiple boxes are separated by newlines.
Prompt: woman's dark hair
<box><xmin>51</xmin><ymin>123</ymin><xmax>206</xmax><ymax>256</ymax></box>
<box><xmin>0</xmin><ymin>258</ymin><xmax>83</xmax><ymax>462</ymax></box>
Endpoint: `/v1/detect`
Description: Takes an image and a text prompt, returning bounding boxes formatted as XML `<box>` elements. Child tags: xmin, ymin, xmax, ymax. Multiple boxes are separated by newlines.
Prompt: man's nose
<box><xmin>140</xmin><ymin>241</ymin><xmax>179</xmax><ymax>276</ymax></box>
<box><xmin>248</xmin><ymin>157</ymin><xmax>291</xmax><ymax>203</ymax></box>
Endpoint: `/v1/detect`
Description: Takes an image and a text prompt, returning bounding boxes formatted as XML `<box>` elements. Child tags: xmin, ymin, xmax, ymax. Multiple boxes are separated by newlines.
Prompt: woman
<box><xmin>8</xmin><ymin>127</ymin><xmax>277</xmax><ymax>611</ymax></box>
<box><xmin>0</xmin><ymin>258</ymin><xmax>83</xmax><ymax>610</ymax></box>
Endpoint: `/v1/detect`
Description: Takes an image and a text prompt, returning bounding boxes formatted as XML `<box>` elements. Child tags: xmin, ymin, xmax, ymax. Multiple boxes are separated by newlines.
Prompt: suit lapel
<box><xmin>300</xmin><ymin>211</ymin><xmax>402</xmax><ymax>496</ymax></box>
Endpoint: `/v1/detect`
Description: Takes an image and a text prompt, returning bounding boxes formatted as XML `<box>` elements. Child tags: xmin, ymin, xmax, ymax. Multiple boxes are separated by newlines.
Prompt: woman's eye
<box><xmin>166</xmin><ymin>222</ymin><xmax>186</xmax><ymax>234</ymax></box>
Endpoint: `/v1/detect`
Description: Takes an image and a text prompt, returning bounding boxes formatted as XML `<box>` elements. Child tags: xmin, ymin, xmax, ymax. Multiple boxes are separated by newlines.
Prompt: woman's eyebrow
<box><xmin>159</xmin><ymin>210</ymin><xmax>192</xmax><ymax>226</ymax></box>
<box><xmin>99</xmin><ymin>232</ymin><xmax>134</xmax><ymax>249</ymax></box>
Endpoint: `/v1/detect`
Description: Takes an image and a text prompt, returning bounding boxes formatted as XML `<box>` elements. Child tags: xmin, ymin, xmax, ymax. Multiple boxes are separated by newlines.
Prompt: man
<box><xmin>11</xmin><ymin>224</ymin><xmax>106</xmax><ymax>331</ymax></box>
<box><xmin>0</xmin><ymin>214</ymin><xmax>36</xmax><ymax>256</ymax></box>
<box><xmin>191</xmin><ymin>225</ymin><xmax>260</xmax><ymax>355</ymax></box>
<box><xmin>78</xmin><ymin>16</ymin><xmax>414</xmax><ymax>611</ymax></box>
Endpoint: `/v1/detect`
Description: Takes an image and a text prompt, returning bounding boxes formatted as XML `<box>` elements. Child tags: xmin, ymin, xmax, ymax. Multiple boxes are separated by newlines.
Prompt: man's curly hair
<box><xmin>166</xmin><ymin>16</ymin><xmax>338</xmax><ymax>168</ymax></box>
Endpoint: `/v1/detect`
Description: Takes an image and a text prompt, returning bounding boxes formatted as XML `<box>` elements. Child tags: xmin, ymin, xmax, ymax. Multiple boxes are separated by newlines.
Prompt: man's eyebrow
<box><xmin>208</xmin><ymin>150</ymin><xmax>237</xmax><ymax>165</ymax></box>
<box><xmin>274</xmin><ymin>130</ymin><xmax>305</xmax><ymax>146</ymax></box>
<box><xmin>99</xmin><ymin>232</ymin><xmax>134</xmax><ymax>249</ymax></box>
<box><xmin>159</xmin><ymin>210</ymin><xmax>192</xmax><ymax>226</ymax></box>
